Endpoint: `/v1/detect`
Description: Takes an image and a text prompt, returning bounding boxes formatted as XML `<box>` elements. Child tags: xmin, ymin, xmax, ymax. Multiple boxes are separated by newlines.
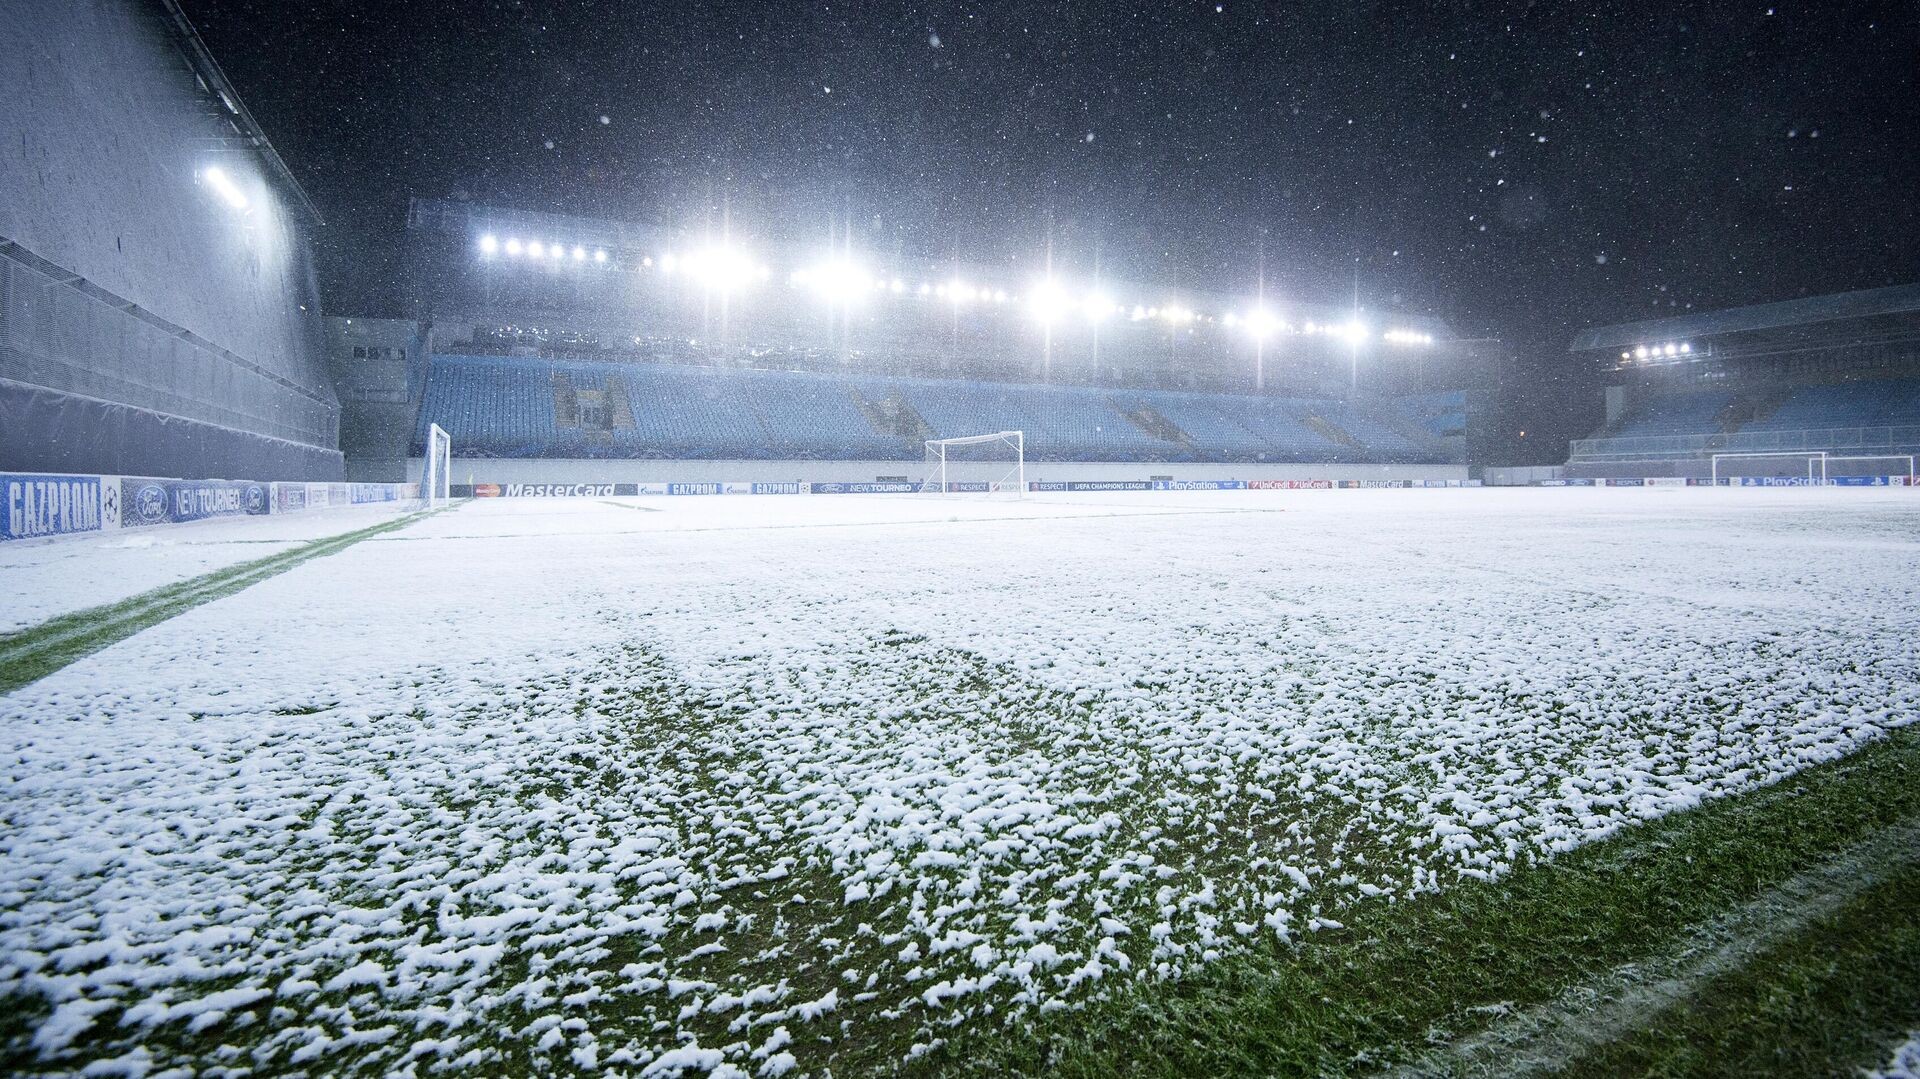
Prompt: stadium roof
<box><xmin>1569</xmin><ymin>282</ymin><xmax>1920</xmax><ymax>352</ymax></box>
<box><xmin>157</xmin><ymin>0</ymin><xmax>322</xmax><ymax>224</ymax></box>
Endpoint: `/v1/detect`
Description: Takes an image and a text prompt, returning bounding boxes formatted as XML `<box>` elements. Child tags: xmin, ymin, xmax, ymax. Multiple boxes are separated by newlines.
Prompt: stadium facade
<box><xmin>1</xmin><ymin>0</ymin><xmax>342</xmax><ymax>481</ymax></box>
<box><xmin>330</xmin><ymin>198</ymin><xmax>1490</xmax><ymax>485</ymax></box>
<box><xmin>2</xmin><ymin>4</ymin><xmax>1490</xmax><ymax>492</ymax></box>
<box><xmin>1563</xmin><ymin>284</ymin><xmax>1920</xmax><ymax>481</ymax></box>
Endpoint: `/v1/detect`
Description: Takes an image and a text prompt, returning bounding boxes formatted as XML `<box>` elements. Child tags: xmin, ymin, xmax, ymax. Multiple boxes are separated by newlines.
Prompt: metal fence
<box><xmin>1571</xmin><ymin>424</ymin><xmax>1920</xmax><ymax>462</ymax></box>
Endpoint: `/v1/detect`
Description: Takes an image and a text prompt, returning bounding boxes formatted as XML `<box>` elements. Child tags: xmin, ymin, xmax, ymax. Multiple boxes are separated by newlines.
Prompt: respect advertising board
<box><xmin>1245</xmin><ymin>479</ymin><xmax>1334</xmax><ymax>490</ymax></box>
<box><xmin>1027</xmin><ymin>480</ymin><xmax>1154</xmax><ymax>492</ymax></box>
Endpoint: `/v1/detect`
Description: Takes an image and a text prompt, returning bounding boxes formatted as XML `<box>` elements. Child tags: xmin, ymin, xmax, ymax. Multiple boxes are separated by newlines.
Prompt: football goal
<box><xmin>1710</xmin><ymin>451</ymin><xmax>1826</xmax><ymax>486</ymax></box>
<box><xmin>922</xmin><ymin>431</ymin><xmax>1025</xmax><ymax>495</ymax></box>
<box><xmin>421</xmin><ymin>423</ymin><xmax>452</xmax><ymax>506</ymax></box>
<box><xmin>1827</xmin><ymin>454</ymin><xmax>1916</xmax><ymax>484</ymax></box>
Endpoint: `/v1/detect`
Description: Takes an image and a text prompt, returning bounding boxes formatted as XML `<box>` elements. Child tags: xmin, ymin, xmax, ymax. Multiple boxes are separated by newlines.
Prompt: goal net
<box><xmin>1711</xmin><ymin>451</ymin><xmax>1826</xmax><ymax>486</ymax></box>
<box><xmin>421</xmin><ymin>423</ymin><xmax>452</xmax><ymax>506</ymax></box>
<box><xmin>921</xmin><ymin>431</ymin><xmax>1025</xmax><ymax>495</ymax></box>
<box><xmin>1827</xmin><ymin>454</ymin><xmax>1916</xmax><ymax>485</ymax></box>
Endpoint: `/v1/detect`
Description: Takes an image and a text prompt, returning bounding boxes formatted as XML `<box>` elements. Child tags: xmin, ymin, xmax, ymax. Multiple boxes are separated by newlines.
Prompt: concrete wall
<box><xmin>326</xmin><ymin>317</ymin><xmax>422</xmax><ymax>474</ymax></box>
<box><xmin>389</xmin><ymin>457</ymin><xmax>1471</xmax><ymax>486</ymax></box>
<box><xmin>0</xmin><ymin>0</ymin><xmax>340</xmax><ymax>476</ymax></box>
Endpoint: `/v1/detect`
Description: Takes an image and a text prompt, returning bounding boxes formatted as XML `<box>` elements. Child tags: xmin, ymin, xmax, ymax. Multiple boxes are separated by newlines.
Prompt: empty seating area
<box><xmin>1606</xmin><ymin>391</ymin><xmax>1735</xmax><ymax>439</ymax></box>
<box><xmin>1570</xmin><ymin>377</ymin><xmax>1920</xmax><ymax>466</ymax></box>
<box><xmin>415</xmin><ymin>354</ymin><xmax>1454</xmax><ymax>463</ymax></box>
<box><xmin>1742</xmin><ymin>380</ymin><xmax>1920</xmax><ymax>432</ymax></box>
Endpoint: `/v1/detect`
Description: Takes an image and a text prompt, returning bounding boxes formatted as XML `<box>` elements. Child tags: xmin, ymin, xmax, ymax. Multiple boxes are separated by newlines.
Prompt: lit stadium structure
<box><xmin>349</xmin><ymin>198</ymin><xmax>1486</xmax><ymax>484</ymax></box>
<box><xmin>400</xmin><ymin>200</ymin><xmax>1466</xmax><ymax>387</ymax></box>
<box><xmin>2</xmin><ymin>2</ymin><xmax>340</xmax><ymax>481</ymax></box>
<box><xmin>1565</xmin><ymin>283</ymin><xmax>1920</xmax><ymax>481</ymax></box>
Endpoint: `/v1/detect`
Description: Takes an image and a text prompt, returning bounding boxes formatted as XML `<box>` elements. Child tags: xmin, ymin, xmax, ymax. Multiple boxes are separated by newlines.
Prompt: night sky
<box><xmin>183</xmin><ymin>0</ymin><xmax>1920</xmax><ymax>461</ymax></box>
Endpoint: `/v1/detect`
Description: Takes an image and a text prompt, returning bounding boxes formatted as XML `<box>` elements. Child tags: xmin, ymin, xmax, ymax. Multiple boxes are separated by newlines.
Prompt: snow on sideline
<box><xmin>0</xmin><ymin>502</ymin><xmax>422</xmax><ymax>634</ymax></box>
<box><xmin>1867</xmin><ymin>1032</ymin><xmax>1920</xmax><ymax>1079</ymax></box>
<box><xmin>2</xmin><ymin>488</ymin><xmax>1918</xmax><ymax>1075</ymax></box>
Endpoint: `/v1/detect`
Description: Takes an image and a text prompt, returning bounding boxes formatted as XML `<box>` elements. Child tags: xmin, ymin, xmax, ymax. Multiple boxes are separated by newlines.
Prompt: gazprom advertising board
<box><xmin>1</xmin><ymin>473</ymin><xmax>111</xmax><ymax>540</ymax></box>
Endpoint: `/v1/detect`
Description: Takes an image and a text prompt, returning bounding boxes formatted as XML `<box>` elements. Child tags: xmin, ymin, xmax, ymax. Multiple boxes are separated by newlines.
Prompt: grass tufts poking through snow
<box><xmin>1</xmin><ymin>491</ymin><xmax>1917</xmax><ymax>1073</ymax></box>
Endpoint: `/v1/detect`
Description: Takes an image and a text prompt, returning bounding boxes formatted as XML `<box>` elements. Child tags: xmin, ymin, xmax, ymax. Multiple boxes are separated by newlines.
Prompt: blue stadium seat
<box><xmin>1609</xmin><ymin>391</ymin><xmax>1734</xmax><ymax>439</ymax></box>
<box><xmin>415</xmin><ymin>354</ymin><xmax>1457</xmax><ymax>464</ymax></box>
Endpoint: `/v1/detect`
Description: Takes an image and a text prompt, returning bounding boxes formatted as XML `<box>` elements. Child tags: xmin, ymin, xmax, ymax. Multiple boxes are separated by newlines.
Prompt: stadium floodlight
<box><xmin>680</xmin><ymin>246</ymin><xmax>762</xmax><ymax>294</ymax></box>
<box><xmin>797</xmin><ymin>259</ymin><xmax>873</xmax><ymax>304</ymax></box>
<box><xmin>201</xmin><ymin>165</ymin><xmax>249</xmax><ymax>211</ymax></box>
<box><xmin>594</xmin><ymin>249</ymin><xmax>608</xmax><ymax>263</ymax></box>
<box><xmin>947</xmin><ymin>280</ymin><xmax>977</xmax><ymax>304</ymax></box>
<box><xmin>1161</xmin><ymin>304</ymin><xmax>1195</xmax><ymax>325</ymax></box>
<box><xmin>1131</xmin><ymin>305</ymin><xmax>1149</xmax><ymax>321</ymax></box>
<box><xmin>993</xmin><ymin>288</ymin><xmax>1009</xmax><ymax>303</ymax></box>
<box><xmin>918</xmin><ymin>282</ymin><xmax>933</xmax><ymax>296</ymax></box>
<box><xmin>527</xmin><ymin>241</ymin><xmax>545</xmax><ymax>259</ymax></box>
<box><xmin>572</xmin><ymin>246</ymin><xmax>587</xmax><ymax>261</ymax></box>
<box><xmin>658</xmin><ymin>252</ymin><xmax>678</xmax><ymax>275</ymax></box>
<box><xmin>1634</xmin><ymin>345</ymin><xmax>1649</xmax><ymax>359</ymax></box>
<box><xmin>505</xmin><ymin>238</ymin><xmax>523</xmax><ymax>256</ymax></box>
<box><xmin>1242</xmin><ymin>307</ymin><xmax>1282</xmax><ymax>340</ymax></box>
<box><xmin>479</xmin><ymin>234</ymin><xmax>499</xmax><ymax>256</ymax></box>
<box><xmin>891</xmin><ymin>278</ymin><xmax>905</xmax><ymax>293</ymax></box>
<box><xmin>1027</xmin><ymin>278</ymin><xmax>1070</xmax><ymax>323</ymax></box>
<box><xmin>1680</xmin><ymin>342</ymin><xmax>1692</xmax><ymax>353</ymax></box>
<box><xmin>1082</xmin><ymin>291</ymin><xmax>1117</xmax><ymax>324</ymax></box>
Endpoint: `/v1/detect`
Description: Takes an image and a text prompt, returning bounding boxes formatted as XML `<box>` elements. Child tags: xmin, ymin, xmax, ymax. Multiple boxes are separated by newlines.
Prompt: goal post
<box><xmin>1710</xmin><ymin>451</ymin><xmax>1826</xmax><ymax>486</ymax></box>
<box><xmin>1826</xmin><ymin>454</ymin><xmax>1916</xmax><ymax>484</ymax></box>
<box><xmin>421</xmin><ymin>423</ymin><xmax>452</xmax><ymax>506</ymax></box>
<box><xmin>921</xmin><ymin>430</ymin><xmax>1025</xmax><ymax>495</ymax></box>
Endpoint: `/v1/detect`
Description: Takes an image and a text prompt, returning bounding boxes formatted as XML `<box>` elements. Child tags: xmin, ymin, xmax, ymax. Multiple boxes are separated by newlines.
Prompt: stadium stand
<box><xmin>1397</xmin><ymin>390</ymin><xmax>1468</xmax><ymax>439</ymax></box>
<box><xmin>1601</xmin><ymin>390</ymin><xmax>1737</xmax><ymax>440</ymax></box>
<box><xmin>414</xmin><ymin>354</ymin><xmax>1452</xmax><ymax>464</ymax></box>
<box><xmin>1565</xmin><ymin>283</ymin><xmax>1920</xmax><ymax>475</ymax></box>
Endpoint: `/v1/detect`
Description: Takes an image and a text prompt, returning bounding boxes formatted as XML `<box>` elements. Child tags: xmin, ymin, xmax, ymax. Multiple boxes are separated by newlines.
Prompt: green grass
<box><xmin>922</xmin><ymin>726</ymin><xmax>1920</xmax><ymax>1077</ymax></box>
<box><xmin>5</xmin><ymin>614</ymin><xmax>1912</xmax><ymax>1076</ymax></box>
<box><xmin>1560</xmin><ymin>862</ymin><xmax>1920</xmax><ymax>1078</ymax></box>
<box><xmin>0</xmin><ymin>509</ymin><xmax>438</xmax><ymax>694</ymax></box>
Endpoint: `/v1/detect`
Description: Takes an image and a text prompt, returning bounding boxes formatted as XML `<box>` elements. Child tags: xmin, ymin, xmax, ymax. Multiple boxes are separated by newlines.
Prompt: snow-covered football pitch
<box><xmin>3</xmin><ymin>487</ymin><xmax>1918</xmax><ymax>1076</ymax></box>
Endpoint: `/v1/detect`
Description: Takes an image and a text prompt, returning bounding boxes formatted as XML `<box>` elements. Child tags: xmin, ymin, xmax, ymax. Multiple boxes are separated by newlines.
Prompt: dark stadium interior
<box><xmin>177</xmin><ymin>0</ymin><xmax>1920</xmax><ymax>464</ymax></box>
<box><xmin>8</xmin><ymin>5</ymin><xmax>1920</xmax><ymax>1078</ymax></box>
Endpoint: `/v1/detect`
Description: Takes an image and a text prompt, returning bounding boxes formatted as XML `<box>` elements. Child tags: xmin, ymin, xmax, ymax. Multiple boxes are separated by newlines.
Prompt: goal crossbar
<box><xmin>1826</xmin><ymin>454</ymin><xmax>1916</xmax><ymax>481</ymax></box>
<box><xmin>922</xmin><ymin>430</ymin><xmax>1025</xmax><ymax>495</ymax></box>
<box><xmin>1711</xmin><ymin>450</ymin><xmax>1826</xmax><ymax>485</ymax></box>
